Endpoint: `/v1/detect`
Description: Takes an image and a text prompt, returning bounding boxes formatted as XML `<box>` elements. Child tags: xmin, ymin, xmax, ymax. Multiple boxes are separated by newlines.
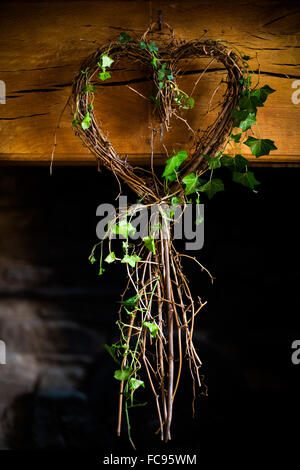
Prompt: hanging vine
<box><xmin>67</xmin><ymin>22</ymin><xmax>277</xmax><ymax>447</ymax></box>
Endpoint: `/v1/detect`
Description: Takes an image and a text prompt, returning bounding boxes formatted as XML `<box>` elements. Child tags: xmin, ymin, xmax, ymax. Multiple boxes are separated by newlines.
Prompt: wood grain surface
<box><xmin>0</xmin><ymin>0</ymin><xmax>299</xmax><ymax>166</ymax></box>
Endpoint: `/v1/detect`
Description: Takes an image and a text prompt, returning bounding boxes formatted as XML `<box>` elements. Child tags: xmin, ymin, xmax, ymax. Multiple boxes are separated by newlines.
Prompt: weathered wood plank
<box><xmin>0</xmin><ymin>0</ymin><xmax>299</xmax><ymax>165</ymax></box>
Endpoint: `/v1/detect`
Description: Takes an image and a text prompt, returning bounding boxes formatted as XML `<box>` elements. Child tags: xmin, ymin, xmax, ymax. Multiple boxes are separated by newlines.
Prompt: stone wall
<box><xmin>0</xmin><ymin>167</ymin><xmax>299</xmax><ymax>452</ymax></box>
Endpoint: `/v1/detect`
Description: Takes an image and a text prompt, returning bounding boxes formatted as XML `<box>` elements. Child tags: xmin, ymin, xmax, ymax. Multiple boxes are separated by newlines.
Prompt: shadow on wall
<box><xmin>1</xmin><ymin>333</ymin><xmax>246</xmax><ymax>451</ymax></box>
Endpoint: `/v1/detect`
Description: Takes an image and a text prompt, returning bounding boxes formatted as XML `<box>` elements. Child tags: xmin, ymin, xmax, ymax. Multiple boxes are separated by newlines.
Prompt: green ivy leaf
<box><xmin>230</xmin><ymin>132</ymin><xmax>242</xmax><ymax>143</ymax></box>
<box><xmin>239</xmin><ymin>85</ymin><xmax>275</xmax><ymax>112</ymax></box>
<box><xmin>182</xmin><ymin>173</ymin><xmax>204</xmax><ymax>195</ymax></box>
<box><xmin>148</xmin><ymin>41</ymin><xmax>159</xmax><ymax>53</ymax></box>
<box><xmin>220</xmin><ymin>154</ymin><xmax>248</xmax><ymax>171</ymax></box>
<box><xmin>144</xmin><ymin>321</ymin><xmax>159</xmax><ymax>339</ymax></box>
<box><xmin>232</xmin><ymin>171</ymin><xmax>260</xmax><ymax>190</ymax></box>
<box><xmin>129</xmin><ymin>378</ymin><xmax>145</xmax><ymax>391</ymax></box>
<box><xmin>112</xmin><ymin>220</ymin><xmax>136</xmax><ymax>238</ymax></box>
<box><xmin>157</xmin><ymin>63</ymin><xmax>172</xmax><ymax>82</ymax></box>
<box><xmin>238</xmin><ymin>95</ymin><xmax>257</xmax><ymax>113</ymax></box>
<box><xmin>151</xmin><ymin>56</ymin><xmax>158</xmax><ymax>68</ymax></box>
<box><xmin>244</xmin><ymin>136</ymin><xmax>277</xmax><ymax>157</ymax></box>
<box><xmin>198</xmin><ymin>179</ymin><xmax>224</xmax><ymax>199</ymax></box>
<box><xmin>140</xmin><ymin>41</ymin><xmax>147</xmax><ymax>50</ymax></box>
<box><xmin>186</xmin><ymin>97</ymin><xmax>195</xmax><ymax>109</ymax></box>
<box><xmin>104</xmin><ymin>252</ymin><xmax>116</xmax><ymax>264</ymax></box>
<box><xmin>234</xmin><ymin>154</ymin><xmax>249</xmax><ymax>171</ymax></box>
<box><xmin>104</xmin><ymin>344</ymin><xmax>120</xmax><ymax>365</ymax></box>
<box><xmin>72</xmin><ymin>117</ymin><xmax>79</xmax><ymax>126</ymax></box>
<box><xmin>170</xmin><ymin>197</ymin><xmax>182</xmax><ymax>205</ymax></box>
<box><xmin>174</xmin><ymin>93</ymin><xmax>182</xmax><ymax>105</ymax></box>
<box><xmin>162</xmin><ymin>150</ymin><xmax>188</xmax><ymax>182</ymax></box>
<box><xmin>232</xmin><ymin>109</ymin><xmax>256</xmax><ymax>131</ymax></box>
<box><xmin>83</xmin><ymin>84</ymin><xmax>97</xmax><ymax>93</ymax></box>
<box><xmin>98</xmin><ymin>266</ymin><xmax>105</xmax><ymax>276</ymax></box>
<box><xmin>121</xmin><ymin>294</ymin><xmax>139</xmax><ymax>310</ymax></box>
<box><xmin>99</xmin><ymin>71</ymin><xmax>111</xmax><ymax>81</ymax></box>
<box><xmin>89</xmin><ymin>255</ymin><xmax>96</xmax><ymax>264</ymax></box>
<box><xmin>204</xmin><ymin>154</ymin><xmax>222</xmax><ymax>170</ymax></box>
<box><xmin>174</xmin><ymin>93</ymin><xmax>194</xmax><ymax>109</ymax></box>
<box><xmin>114</xmin><ymin>366</ymin><xmax>133</xmax><ymax>381</ymax></box>
<box><xmin>119</xmin><ymin>32</ymin><xmax>132</xmax><ymax>43</ymax></box>
<box><xmin>250</xmin><ymin>85</ymin><xmax>275</xmax><ymax>106</ymax></box>
<box><xmin>121</xmin><ymin>254</ymin><xmax>141</xmax><ymax>268</ymax></box>
<box><xmin>142</xmin><ymin>235</ymin><xmax>156</xmax><ymax>254</ymax></box>
<box><xmin>101</xmin><ymin>54</ymin><xmax>114</xmax><ymax>69</ymax></box>
<box><xmin>220</xmin><ymin>155</ymin><xmax>234</xmax><ymax>168</ymax></box>
<box><xmin>158</xmin><ymin>69</ymin><xmax>166</xmax><ymax>81</ymax></box>
<box><xmin>81</xmin><ymin>111</ymin><xmax>92</xmax><ymax>130</ymax></box>
<box><xmin>239</xmin><ymin>76</ymin><xmax>252</xmax><ymax>87</ymax></box>
<box><xmin>239</xmin><ymin>111</ymin><xmax>256</xmax><ymax>131</ymax></box>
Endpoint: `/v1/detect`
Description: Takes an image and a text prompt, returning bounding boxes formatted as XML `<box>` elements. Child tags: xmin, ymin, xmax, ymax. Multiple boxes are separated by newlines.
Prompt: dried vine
<box><xmin>67</xmin><ymin>22</ymin><xmax>277</xmax><ymax>446</ymax></box>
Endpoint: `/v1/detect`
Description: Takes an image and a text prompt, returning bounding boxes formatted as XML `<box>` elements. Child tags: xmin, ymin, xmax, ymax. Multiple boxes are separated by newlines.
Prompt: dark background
<box><xmin>0</xmin><ymin>166</ymin><xmax>299</xmax><ymax>462</ymax></box>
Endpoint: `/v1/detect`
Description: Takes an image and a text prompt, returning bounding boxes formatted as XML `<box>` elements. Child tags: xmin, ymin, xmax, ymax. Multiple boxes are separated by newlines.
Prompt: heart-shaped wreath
<box><xmin>69</xmin><ymin>23</ymin><xmax>276</xmax><ymax>446</ymax></box>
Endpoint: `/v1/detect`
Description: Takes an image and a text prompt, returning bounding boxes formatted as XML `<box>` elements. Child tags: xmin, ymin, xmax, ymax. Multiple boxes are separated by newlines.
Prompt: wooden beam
<box><xmin>0</xmin><ymin>0</ymin><xmax>299</xmax><ymax>165</ymax></box>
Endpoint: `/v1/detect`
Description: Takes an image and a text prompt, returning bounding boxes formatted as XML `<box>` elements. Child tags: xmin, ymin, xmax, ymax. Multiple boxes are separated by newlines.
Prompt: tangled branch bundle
<box><xmin>69</xmin><ymin>23</ymin><xmax>276</xmax><ymax>446</ymax></box>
